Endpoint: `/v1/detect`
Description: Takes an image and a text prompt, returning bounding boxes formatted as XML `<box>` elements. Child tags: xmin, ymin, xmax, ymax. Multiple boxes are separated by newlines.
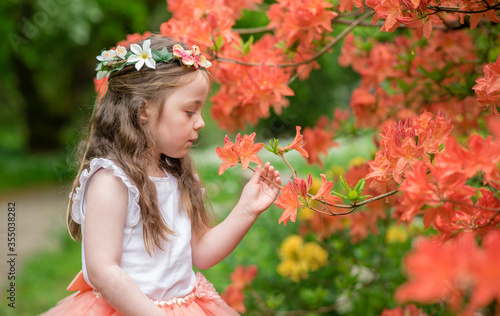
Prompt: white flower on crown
<box><xmin>115</xmin><ymin>46</ymin><xmax>127</xmax><ymax>59</ymax></box>
<box><xmin>127</xmin><ymin>39</ymin><xmax>156</xmax><ymax>71</ymax></box>
<box><xmin>96</xmin><ymin>50</ymin><xmax>116</xmax><ymax>62</ymax></box>
<box><xmin>95</xmin><ymin>63</ymin><xmax>109</xmax><ymax>80</ymax></box>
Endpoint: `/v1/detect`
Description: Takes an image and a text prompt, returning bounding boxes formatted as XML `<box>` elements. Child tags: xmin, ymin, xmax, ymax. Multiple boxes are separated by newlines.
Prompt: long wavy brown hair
<box><xmin>67</xmin><ymin>35</ymin><xmax>213</xmax><ymax>254</ymax></box>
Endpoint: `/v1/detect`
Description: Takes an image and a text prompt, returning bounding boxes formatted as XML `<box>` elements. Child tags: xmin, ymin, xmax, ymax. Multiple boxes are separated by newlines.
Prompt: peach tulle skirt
<box><xmin>40</xmin><ymin>271</ymin><xmax>239</xmax><ymax>316</ymax></box>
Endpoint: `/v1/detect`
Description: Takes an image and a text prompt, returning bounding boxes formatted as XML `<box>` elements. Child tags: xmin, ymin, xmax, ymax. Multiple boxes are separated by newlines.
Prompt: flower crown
<box><xmin>95</xmin><ymin>39</ymin><xmax>212</xmax><ymax>79</ymax></box>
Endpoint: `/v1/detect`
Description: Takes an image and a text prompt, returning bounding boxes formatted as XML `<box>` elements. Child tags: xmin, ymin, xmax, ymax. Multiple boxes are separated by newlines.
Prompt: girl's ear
<box><xmin>140</xmin><ymin>100</ymin><xmax>151</xmax><ymax>123</ymax></box>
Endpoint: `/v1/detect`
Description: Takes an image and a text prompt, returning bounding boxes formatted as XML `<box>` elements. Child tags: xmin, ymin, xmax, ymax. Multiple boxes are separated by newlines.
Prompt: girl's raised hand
<box><xmin>237</xmin><ymin>162</ymin><xmax>281</xmax><ymax>218</ymax></box>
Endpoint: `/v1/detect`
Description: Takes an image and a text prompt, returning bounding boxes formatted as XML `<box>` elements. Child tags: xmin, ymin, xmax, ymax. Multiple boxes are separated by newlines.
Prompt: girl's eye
<box><xmin>187</xmin><ymin>111</ymin><xmax>196</xmax><ymax>116</ymax></box>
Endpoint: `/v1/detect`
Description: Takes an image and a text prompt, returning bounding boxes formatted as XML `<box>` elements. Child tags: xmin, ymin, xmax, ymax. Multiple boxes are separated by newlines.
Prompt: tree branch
<box><xmin>233</xmin><ymin>26</ymin><xmax>272</xmax><ymax>34</ymax></box>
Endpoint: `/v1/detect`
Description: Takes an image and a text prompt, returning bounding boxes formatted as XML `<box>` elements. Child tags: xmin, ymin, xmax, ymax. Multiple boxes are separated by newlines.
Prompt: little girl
<box><xmin>42</xmin><ymin>35</ymin><xmax>281</xmax><ymax>316</ymax></box>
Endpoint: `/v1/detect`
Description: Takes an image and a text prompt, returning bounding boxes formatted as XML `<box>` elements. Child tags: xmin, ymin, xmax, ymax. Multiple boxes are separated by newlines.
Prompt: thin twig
<box><xmin>476</xmin><ymin>212</ymin><xmax>500</xmax><ymax>228</ymax></box>
<box><xmin>249</xmin><ymin>289</ymin><xmax>274</xmax><ymax>315</ymax></box>
<box><xmin>427</xmin><ymin>3</ymin><xmax>500</xmax><ymax>14</ymax></box>
<box><xmin>333</xmin><ymin>18</ymin><xmax>388</xmax><ymax>27</ymax></box>
<box><xmin>278</xmin><ymin>153</ymin><xmax>297</xmax><ymax>179</ymax></box>
<box><xmin>247</xmin><ymin>164</ymin><xmax>400</xmax><ymax>214</ymax></box>
<box><xmin>438</xmin><ymin>199</ymin><xmax>500</xmax><ymax>212</ymax></box>
<box><xmin>234</xmin><ymin>26</ymin><xmax>272</xmax><ymax>34</ymax></box>
<box><xmin>247</xmin><ymin>166</ymin><xmax>283</xmax><ymax>190</ymax></box>
<box><xmin>248</xmin><ymin>163</ymin><xmax>400</xmax><ymax>212</ymax></box>
<box><xmin>311</xmin><ymin>188</ymin><xmax>400</xmax><ymax>209</ymax></box>
<box><xmin>214</xmin><ymin>11</ymin><xmax>374</xmax><ymax>69</ymax></box>
<box><xmin>282</xmin><ymin>303</ymin><xmax>339</xmax><ymax>316</ymax></box>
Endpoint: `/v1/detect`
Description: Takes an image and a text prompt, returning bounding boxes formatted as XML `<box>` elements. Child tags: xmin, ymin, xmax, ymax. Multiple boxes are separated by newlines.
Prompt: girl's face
<box><xmin>148</xmin><ymin>71</ymin><xmax>209</xmax><ymax>160</ymax></box>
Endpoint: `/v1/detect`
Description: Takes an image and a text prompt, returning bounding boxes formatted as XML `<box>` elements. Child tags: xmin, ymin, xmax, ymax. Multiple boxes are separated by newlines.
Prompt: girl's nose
<box><xmin>194</xmin><ymin>116</ymin><xmax>205</xmax><ymax>130</ymax></box>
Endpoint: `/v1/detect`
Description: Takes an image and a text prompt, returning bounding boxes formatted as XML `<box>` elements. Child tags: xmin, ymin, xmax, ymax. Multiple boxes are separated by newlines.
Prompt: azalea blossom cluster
<box><xmin>339</xmin><ymin>0</ymin><xmax>500</xmax><ymax>38</ymax></box>
<box><xmin>159</xmin><ymin>0</ymin><xmax>339</xmax><ymax>132</ymax></box>
<box><xmin>473</xmin><ymin>53</ymin><xmax>500</xmax><ymax>113</ymax></box>
<box><xmin>395</xmin><ymin>231</ymin><xmax>500</xmax><ymax>314</ymax></box>
<box><xmin>339</xmin><ymin>30</ymin><xmax>486</xmax><ymax>136</ymax></box>
<box><xmin>366</xmin><ymin>111</ymin><xmax>453</xmax><ymax>188</ymax></box>
<box><xmin>220</xmin><ymin>265</ymin><xmax>257</xmax><ymax>314</ymax></box>
<box><xmin>215</xmin><ymin>132</ymin><xmax>263</xmax><ymax>175</ymax></box>
<box><xmin>396</xmin><ymin>134</ymin><xmax>500</xmax><ymax>237</ymax></box>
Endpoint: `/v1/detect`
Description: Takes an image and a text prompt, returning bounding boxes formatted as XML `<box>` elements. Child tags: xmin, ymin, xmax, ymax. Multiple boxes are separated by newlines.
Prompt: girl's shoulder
<box><xmin>71</xmin><ymin>158</ymin><xmax>141</xmax><ymax>227</ymax></box>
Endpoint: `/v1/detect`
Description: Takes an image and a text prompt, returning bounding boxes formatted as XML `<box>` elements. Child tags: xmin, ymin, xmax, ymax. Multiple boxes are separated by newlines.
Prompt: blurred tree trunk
<box><xmin>13</xmin><ymin>56</ymin><xmax>65</xmax><ymax>152</ymax></box>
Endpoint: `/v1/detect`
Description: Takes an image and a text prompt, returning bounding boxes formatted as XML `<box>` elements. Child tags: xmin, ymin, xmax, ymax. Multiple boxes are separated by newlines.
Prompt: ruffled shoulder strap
<box><xmin>71</xmin><ymin>158</ymin><xmax>141</xmax><ymax>227</ymax></box>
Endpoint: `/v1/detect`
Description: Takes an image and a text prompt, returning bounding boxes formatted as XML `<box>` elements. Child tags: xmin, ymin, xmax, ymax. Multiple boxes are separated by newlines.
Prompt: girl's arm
<box><xmin>84</xmin><ymin>169</ymin><xmax>166</xmax><ymax>316</ymax></box>
<box><xmin>191</xmin><ymin>162</ymin><xmax>281</xmax><ymax>269</ymax></box>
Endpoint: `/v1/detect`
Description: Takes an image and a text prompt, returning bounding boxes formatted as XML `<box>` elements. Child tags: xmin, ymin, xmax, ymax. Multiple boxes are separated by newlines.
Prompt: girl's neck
<box><xmin>146</xmin><ymin>161</ymin><xmax>167</xmax><ymax>178</ymax></box>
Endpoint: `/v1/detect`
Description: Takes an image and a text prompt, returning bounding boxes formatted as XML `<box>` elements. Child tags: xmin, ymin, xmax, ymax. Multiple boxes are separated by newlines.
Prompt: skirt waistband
<box><xmin>92</xmin><ymin>289</ymin><xmax>197</xmax><ymax>308</ymax></box>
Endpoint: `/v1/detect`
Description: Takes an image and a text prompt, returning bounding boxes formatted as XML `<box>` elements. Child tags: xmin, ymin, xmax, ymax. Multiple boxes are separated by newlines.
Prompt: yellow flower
<box><xmin>328</xmin><ymin>166</ymin><xmax>345</xmax><ymax>179</ymax></box>
<box><xmin>349</xmin><ymin>156</ymin><xmax>368</xmax><ymax>167</ymax></box>
<box><xmin>277</xmin><ymin>259</ymin><xmax>308</xmax><ymax>282</ymax></box>
<box><xmin>277</xmin><ymin>235</ymin><xmax>329</xmax><ymax>282</ymax></box>
<box><xmin>385</xmin><ymin>225</ymin><xmax>409</xmax><ymax>243</ymax></box>
<box><xmin>298</xmin><ymin>207</ymin><xmax>315</xmax><ymax>221</ymax></box>
<box><xmin>279</xmin><ymin>235</ymin><xmax>303</xmax><ymax>260</ymax></box>
<box><xmin>302</xmin><ymin>242</ymin><xmax>328</xmax><ymax>271</ymax></box>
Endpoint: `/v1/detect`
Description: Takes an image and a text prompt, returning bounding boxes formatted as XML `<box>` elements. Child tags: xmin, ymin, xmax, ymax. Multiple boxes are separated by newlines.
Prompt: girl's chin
<box><xmin>162</xmin><ymin>150</ymin><xmax>189</xmax><ymax>159</ymax></box>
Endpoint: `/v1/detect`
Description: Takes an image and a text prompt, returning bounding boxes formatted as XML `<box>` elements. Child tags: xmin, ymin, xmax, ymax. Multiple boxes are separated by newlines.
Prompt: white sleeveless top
<box><xmin>71</xmin><ymin>158</ymin><xmax>196</xmax><ymax>301</ymax></box>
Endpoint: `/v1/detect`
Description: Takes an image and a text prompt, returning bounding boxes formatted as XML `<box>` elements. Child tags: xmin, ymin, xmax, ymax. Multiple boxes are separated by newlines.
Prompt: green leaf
<box><xmin>348</xmin><ymin>190</ymin><xmax>359</xmax><ymax>201</ymax></box>
<box><xmin>263</xmin><ymin>143</ymin><xmax>274</xmax><ymax>153</ymax></box>
<box><xmin>332</xmin><ymin>191</ymin><xmax>349</xmax><ymax>200</ymax></box>
<box><xmin>113</xmin><ymin>63</ymin><xmax>126</xmax><ymax>72</ymax></box>
<box><xmin>214</xmin><ymin>35</ymin><xmax>224</xmax><ymax>52</ymax></box>
<box><xmin>159</xmin><ymin>47</ymin><xmax>172</xmax><ymax>61</ymax></box>
<box><xmin>151</xmin><ymin>49</ymin><xmax>162</xmax><ymax>62</ymax></box>
<box><xmin>339</xmin><ymin>175</ymin><xmax>351</xmax><ymax>193</ymax></box>
<box><xmin>354</xmin><ymin>178</ymin><xmax>365</xmax><ymax>195</ymax></box>
<box><xmin>243</xmin><ymin>36</ymin><xmax>254</xmax><ymax>54</ymax></box>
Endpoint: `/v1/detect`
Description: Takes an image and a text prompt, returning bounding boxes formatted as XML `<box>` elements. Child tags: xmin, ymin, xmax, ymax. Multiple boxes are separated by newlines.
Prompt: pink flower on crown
<box><xmin>191</xmin><ymin>45</ymin><xmax>209</xmax><ymax>69</ymax></box>
<box><xmin>173</xmin><ymin>44</ymin><xmax>195</xmax><ymax>67</ymax></box>
<box><xmin>172</xmin><ymin>44</ymin><xmax>211</xmax><ymax>69</ymax></box>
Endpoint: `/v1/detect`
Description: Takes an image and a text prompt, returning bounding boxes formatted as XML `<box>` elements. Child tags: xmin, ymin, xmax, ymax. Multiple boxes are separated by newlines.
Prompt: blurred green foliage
<box><xmin>1</xmin><ymin>0</ymin><xmax>169</xmax><ymax>154</ymax></box>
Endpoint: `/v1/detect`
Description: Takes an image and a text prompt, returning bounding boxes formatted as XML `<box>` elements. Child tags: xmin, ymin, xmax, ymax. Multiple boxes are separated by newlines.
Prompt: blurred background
<box><xmin>0</xmin><ymin>0</ymin><xmax>367</xmax><ymax>315</ymax></box>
